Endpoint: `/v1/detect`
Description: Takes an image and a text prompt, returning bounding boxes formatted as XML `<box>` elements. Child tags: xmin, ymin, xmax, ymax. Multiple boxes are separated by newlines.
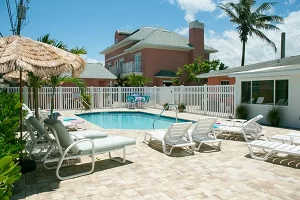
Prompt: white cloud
<box><xmin>168</xmin><ymin>0</ymin><xmax>216</xmax><ymax>22</ymax></box>
<box><xmin>174</xmin><ymin>27</ymin><xmax>189</xmax><ymax>36</ymax></box>
<box><xmin>206</xmin><ymin>10</ymin><xmax>300</xmax><ymax>67</ymax></box>
<box><xmin>81</xmin><ymin>55</ymin><xmax>104</xmax><ymax>65</ymax></box>
<box><xmin>285</xmin><ymin>0</ymin><xmax>297</xmax><ymax>5</ymax></box>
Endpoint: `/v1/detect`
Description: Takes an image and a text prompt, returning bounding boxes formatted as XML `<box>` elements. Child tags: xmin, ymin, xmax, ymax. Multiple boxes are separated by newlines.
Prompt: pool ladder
<box><xmin>153</xmin><ymin>104</ymin><xmax>178</xmax><ymax>129</ymax></box>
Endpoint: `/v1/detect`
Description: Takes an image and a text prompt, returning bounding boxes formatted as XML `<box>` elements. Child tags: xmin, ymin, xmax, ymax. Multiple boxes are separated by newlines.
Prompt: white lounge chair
<box><xmin>144</xmin><ymin>122</ymin><xmax>195</xmax><ymax>155</ymax></box>
<box><xmin>246</xmin><ymin>140</ymin><xmax>300</xmax><ymax>163</ymax></box>
<box><xmin>25</xmin><ymin>115</ymin><xmax>107</xmax><ymax>161</ymax></box>
<box><xmin>216</xmin><ymin>115</ymin><xmax>263</xmax><ymax>141</ymax></box>
<box><xmin>270</xmin><ymin>132</ymin><xmax>300</xmax><ymax>145</ymax></box>
<box><xmin>43</xmin><ymin>119</ymin><xmax>136</xmax><ymax>180</ymax></box>
<box><xmin>189</xmin><ymin>117</ymin><xmax>222</xmax><ymax>151</ymax></box>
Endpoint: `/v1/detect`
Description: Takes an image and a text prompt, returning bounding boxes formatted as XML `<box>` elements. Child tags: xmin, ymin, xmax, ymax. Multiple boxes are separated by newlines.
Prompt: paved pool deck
<box><xmin>12</xmin><ymin>108</ymin><xmax>300</xmax><ymax>200</ymax></box>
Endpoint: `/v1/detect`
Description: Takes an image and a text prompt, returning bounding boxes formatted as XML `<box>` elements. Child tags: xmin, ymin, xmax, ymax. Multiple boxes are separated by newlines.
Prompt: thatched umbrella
<box><xmin>0</xmin><ymin>35</ymin><xmax>86</xmax><ymax>138</ymax></box>
<box><xmin>3</xmin><ymin>70</ymin><xmax>28</xmax><ymax>83</ymax></box>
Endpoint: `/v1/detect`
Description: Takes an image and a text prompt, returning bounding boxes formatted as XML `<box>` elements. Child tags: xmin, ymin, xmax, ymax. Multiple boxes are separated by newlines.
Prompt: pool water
<box><xmin>77</xmin><ymin>112</ymin><xmax>193</xmax><ymax>130</ymax></box>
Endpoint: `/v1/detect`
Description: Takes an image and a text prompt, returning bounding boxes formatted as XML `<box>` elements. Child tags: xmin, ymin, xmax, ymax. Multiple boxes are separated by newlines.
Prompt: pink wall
<box><xmin>62</xmin><ymin>78</ymin><xmax>114</xmax><ymax>87</ymax></box>
<box><xmin>207</xmin><ymin>76</ymin><xmax>235</xmax><ymax>85</ymax></box>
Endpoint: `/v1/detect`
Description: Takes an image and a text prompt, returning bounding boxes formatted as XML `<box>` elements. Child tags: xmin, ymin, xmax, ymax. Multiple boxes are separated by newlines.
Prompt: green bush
<box><xmin>267</xmin><ymin>106</ymin><xmax>281</xmax><ymax>127</ymax></box>
<box><xmin>235</xmin><ymin>104</ymin><xmax>249</xmax><ymax>119</ymax></box>
<box><xmin>0</xmin><ymin>91</ymin><xmax>26</xmax><ymax>199</ymax></box>
<box><xmin>81</xmin><ymin>94</ymin><xmax>92</xmax><ymax>110</ymax></box>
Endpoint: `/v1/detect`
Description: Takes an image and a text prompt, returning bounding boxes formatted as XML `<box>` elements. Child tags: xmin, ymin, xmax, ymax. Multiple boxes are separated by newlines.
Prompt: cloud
<box><xmin>206</xmin><ymin>10</ymin><xmax>300</xmax><ymax>67</ymax></box>
<box><xmin>174</xmin><ymin>27</ymin><xmax>189</xmax><ymax>36</ymax></box>
<box><xmin>81</xmin><ymin>55</ymin><xmax>104</xmax><ymax>65</ymax></box>
<box><xmin>174</xmin><ymin>10</ymin><xmax>300</xmax><ymax>68</ymax></box>
<box><xmin>167</xmin><ymin>0</ymin><xmax>216</xmax><ymax>22</ymax></box>
<box><xmin>285</xmin><ymin>0</ymin><xmax>297</xmax><ymax>5</ymax></box>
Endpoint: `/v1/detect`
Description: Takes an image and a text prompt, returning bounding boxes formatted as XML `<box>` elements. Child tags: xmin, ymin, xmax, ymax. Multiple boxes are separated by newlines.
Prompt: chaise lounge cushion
<box><xmin>71</xmin><ymin>130</ymin><xmax>107</xmax><ymax>139</ymax></box>
<box><xmin>76</xmin><ymin>136</ymin><xmax>136</xmax><ymax>155</ymax></box>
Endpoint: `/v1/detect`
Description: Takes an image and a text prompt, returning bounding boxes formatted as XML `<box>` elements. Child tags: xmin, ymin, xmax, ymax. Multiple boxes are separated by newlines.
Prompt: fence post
<box><xmin>100</xmin><ymin>87</ymin><xmax>103</xmax><ymax>108</ymax></box>
<box><xmin>90</xmin><ymin>87</ymin><xmax>94</xmax><ymax>108</ymax></box>
<box><xmin>23</xmin><ymin>86</ymin><xmax>28</xmax><ymax>105</ymax></box>
<box><xmin>204</xmin><ymin>84</ymin><xmax>208</xmax><ymax>115</ymax></box>
<box><xmin>180</xmin><ymin>85</ymin><xmax>184</xmax><ymax>104</ymax></box>
<box><xmin>58</xmin><ymin>86</ymin><xmax>63</xmax><ymax>110</ymax></box>
<box><xmin>153</xmin><ymin>86</ymin><xmax>157</xmax><ymax>108</ymax></box>
<box><xmin>170</xmin><ymin>86</ymin><xmax>175</xmax><ymax>107</ymax></box>
<box><xmin>118</xmin><ymin>86</ymin><xmax>121</xmax><ymax>107</ymax></box>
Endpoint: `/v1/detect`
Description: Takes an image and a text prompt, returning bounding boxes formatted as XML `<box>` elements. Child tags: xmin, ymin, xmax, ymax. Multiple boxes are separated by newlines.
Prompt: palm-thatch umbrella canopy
<box><xmin>0</xmin><ymin>35</ymin><xmax>85</xmax><ymax>77</ymax></box>
<box><xmin>3</xmin><ymin>70</ymin><xmax>28</xmax><ymax>83</ymax></box>
<box><xmin>0</xmin><ymin>35</ymin><xmax>86</xmax><ymax>138</ymax></box>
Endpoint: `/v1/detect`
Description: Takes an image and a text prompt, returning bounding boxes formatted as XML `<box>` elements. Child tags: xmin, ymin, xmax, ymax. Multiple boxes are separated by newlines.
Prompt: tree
<box><xmin>124</xmin><ymin>74</ymin><xmax>152</xmax><ymax>87</ymax></box>
<box><xmin>172</xmin><ymin>57</ymin><xmax>228</xmax><ymax>85</ymax></box>
<box><xmin>34</xmin><ymin>34</ymin><xmax>87</xmax><ymax>118</ymax></box>
<box><xmin>48</xmin><ymin>76</ymin><xmax>86</xmax><ymax>118</ymax></box>
<box><xmin>218</xmin><ymin>0</ymin><xmax>283</xmax><ymax>66</ymax></box>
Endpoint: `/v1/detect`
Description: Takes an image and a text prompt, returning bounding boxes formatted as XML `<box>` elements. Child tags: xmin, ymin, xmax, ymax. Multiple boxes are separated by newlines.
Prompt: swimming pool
<box><xmin>77</xmin><ymin>112</ymin><xmax>193</xmax><ymax>130</ymax></box>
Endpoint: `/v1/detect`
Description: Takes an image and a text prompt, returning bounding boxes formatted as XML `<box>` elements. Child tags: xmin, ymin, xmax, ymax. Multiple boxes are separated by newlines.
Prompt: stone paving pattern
<box><xmin>12</xmin><ymin>109</ymin><xmax>300</xmax><ymax>200</ymax></box>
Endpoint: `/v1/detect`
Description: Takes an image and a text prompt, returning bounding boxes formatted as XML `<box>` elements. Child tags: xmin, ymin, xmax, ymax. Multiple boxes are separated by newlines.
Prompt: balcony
<box><xmin>108</xmin><ymin>62</ymin><xmax>142</xmax><ymax>77</ymax></box>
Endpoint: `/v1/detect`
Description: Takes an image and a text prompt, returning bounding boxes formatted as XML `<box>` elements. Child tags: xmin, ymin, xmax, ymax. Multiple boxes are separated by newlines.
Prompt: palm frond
<box><xmin>251</xmin><ymin>27</ymin><xmax>277</xmax><ymax>52</ymax></box>
<box><xmin>69</xmin><ymin>46</ymin><xmax>87</xmax><ymax>55</ymax></box>
<box><xmin>256</xmin><ymin>15</ymin><xmax>284</xmax><ymax>23</ymax></box>
<box><xmin>255</xmin><ymin>2</ymin><xmax>277</xmax><ymax>13</ymax></box>
<box><xmin>37</xmin><ymin>34</ymin><xmax>55</xmax><ymax>45</ymax></box>
<box><xmin>254</xmin><ymin>23</ymin><xmax>280</xmax><ymax>31</ymax></box>
<box><xmin>53</xmin><ymin>40</ymin><xmax>68</xmax><ymax>50</ymax></box>
<box><xmin>217</xmin><ymin>4</ymin><xmax>239</xmax><ymax>22</ymax></box>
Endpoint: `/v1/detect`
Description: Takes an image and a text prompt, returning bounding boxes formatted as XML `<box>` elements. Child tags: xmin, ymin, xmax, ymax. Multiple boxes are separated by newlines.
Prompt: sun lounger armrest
<box><xmin>63</xmin><ymin>139</ymin><xmax>95</xmax><ymax>158</ymax></box>
<box><xmin>69</xmin><ymin>133</ymin><xmax>80</xmax><ymax>141</ymax></box>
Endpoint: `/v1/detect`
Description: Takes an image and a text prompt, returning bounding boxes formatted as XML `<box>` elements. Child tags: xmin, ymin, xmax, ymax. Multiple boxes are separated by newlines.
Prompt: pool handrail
<box><xmin>153</xmin><ymin>104</ymin><xmax>178</xmax><ymax>129</ymax></box>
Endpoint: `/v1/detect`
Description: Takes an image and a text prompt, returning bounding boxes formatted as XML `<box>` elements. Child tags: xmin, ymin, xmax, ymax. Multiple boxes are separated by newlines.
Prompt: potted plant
<box><xmin>236</xmin><ymin>104</ymin><xmax>249</xmax><ymax>119</ymax></box>
<box><xmin>267</xmin><ymin>106</ymin><xmax>281</xmax><ymax>127</ymax></box>
<box><xmin>163</xmin><ymin>102</ymin><xmax>169</xmax><ymax>110</ymax></box>
<box><xmin>178</xmin><ymin>103</ymin><xmax>186</xmax><ymax>112</ymax></box>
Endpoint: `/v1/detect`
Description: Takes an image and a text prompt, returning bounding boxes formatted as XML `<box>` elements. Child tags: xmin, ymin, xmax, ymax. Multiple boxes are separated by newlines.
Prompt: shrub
<box><xmin>235</xmin><ymin>104</ymin><xmax>248</xmax><ymax>119</ymax></box>
<box><xmin>267</xmin><ymin>106</ymin><xmax>281</xmax><ymax>127</ymax></box>
<box><xmin>163</xmin><ymin>102</ymin><xmax>169</xmax><ymax>110</ymax></box>
<box><xmin>81</xmin><ymin>94</ymin><xmax>92</xmax><ymax>110</ymax></box>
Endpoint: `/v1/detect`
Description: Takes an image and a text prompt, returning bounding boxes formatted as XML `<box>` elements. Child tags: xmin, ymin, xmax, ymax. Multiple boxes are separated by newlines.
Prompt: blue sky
<box><xmin>1</xmin><ymin>0</ymin><xmax>300</xmax><ymax>67</ymax></box>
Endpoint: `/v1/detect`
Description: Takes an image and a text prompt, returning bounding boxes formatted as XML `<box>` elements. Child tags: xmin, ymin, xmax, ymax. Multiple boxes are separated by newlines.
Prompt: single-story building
<box><xmin>63</xmin><ymin>63</ymin><xmax>117</xmax><ymax>87</ymax></box>
<box><xmin>197</xmin><ymin>55</ymin><xmax>300</xmax><ymax>128</ymax></box>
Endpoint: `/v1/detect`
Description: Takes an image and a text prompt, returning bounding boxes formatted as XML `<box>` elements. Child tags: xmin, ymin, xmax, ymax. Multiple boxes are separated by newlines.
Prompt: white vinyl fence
<box><xmin>7</xmin><ymin>85</ymin><xmax>235</xmax><ymax>118</ymax></box>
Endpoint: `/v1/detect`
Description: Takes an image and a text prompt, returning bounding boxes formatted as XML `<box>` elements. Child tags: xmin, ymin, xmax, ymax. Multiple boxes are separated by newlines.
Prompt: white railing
<box><xmin>7</xmin><ymin>85</ymin><xmax>235</xmax><ymax>118</ymax></box>
<box><xmin>108</xmin><ymin>62</ymin><xmax>142</xmax><ymax>76</ymax></box>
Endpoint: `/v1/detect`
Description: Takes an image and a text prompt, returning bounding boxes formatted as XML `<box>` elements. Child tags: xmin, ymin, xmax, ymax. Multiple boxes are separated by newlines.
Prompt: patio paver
<box><xmin>12</xmin><ymin>109</ymin><xmax>300</xmax><ymax>200</ymax></box>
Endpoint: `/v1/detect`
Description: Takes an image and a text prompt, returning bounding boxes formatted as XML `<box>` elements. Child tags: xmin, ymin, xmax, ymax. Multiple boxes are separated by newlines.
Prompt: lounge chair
<box><xmin>43</xmin><ymin>119</ymin><xmax>136</xmax><ymax>180</ymax></box>
<box><xmin>144</xmin><ymin>122</ymin><xmax>195</xmax><ymax>155</ymax></box>
<box><xmin>25</xmin><ymin>115</ymin><xmax>107</xmax><ymax>161</ymax></box>
<box><xmin>246</xmin><ymin>140</ymin><xmax>300</xmax><ymax>162</ymax></box>
<box><xmin>188</xmin><ymin>117</ymin><xmax>222</xmax><ymax>151</ymax></box>
<box><xmin>269</xmin><ymin>132</ymin><xmax>300</xmax><ymax>145</ymax></box>
<box><xmin>216</xmin><ymin>115</ymin><xmax>263</xmax><ymax>141</ymax></box>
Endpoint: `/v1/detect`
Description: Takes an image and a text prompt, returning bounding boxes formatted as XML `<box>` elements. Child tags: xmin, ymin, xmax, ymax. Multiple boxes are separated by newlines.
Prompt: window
<box><xmin>119</xmin><ymin>59</ymin><xmax>124</xmax><ymax>73</ymax></box>
<box><xmin>241</xmin><ymin>81</ymin><xmax>251</xmax><ymax>103</ymax></box>
<box><xmin>106</xmin><ymin>63</ymin><xmax>112</xmax><ymax>69</ymax></box>
<box><xmin>276</xmin><ymin>80</ymin><xmax>288</xmax><ymax>106</ymax></box>
<box><xmin>241</xmin><ymin>80</ymin><xmax>288</xmax><ymax>106</ymax></box>
<box><xmin>114</xmin><ymin>61</ymin><xmax>118</xmax><ymax>67</ymax></box>
<box><xmin>134</xmin><ymin>53</ymin><xmax>141</xmax><ymax>72</ymax></box>
<box><xmin>220</xmin><ymin>80</ymin><xmax>229</xmax><ymax>85</ymax></box>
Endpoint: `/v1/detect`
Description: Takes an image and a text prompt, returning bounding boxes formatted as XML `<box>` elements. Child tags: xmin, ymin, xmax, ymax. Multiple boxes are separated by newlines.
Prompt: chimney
<box><xmin>281</xmin><ymin>32</ymin><xmax>285</xmax><ymax>59</ymax></box>
<box><xmin>189</xmin><ymin>20</ymin><xmax>205</xmax><ymax>62</ymax></box>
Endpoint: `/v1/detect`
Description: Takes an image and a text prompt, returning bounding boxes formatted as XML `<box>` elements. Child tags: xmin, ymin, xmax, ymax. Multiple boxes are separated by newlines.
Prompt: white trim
<box><xmin>125</xmin><ymin>43</ymin><xmax>193</xmax><ymax>53</ymax></box>
<box><xmin>155</xmin><ymin>76</ymin><xmax>175</xmax><ymax>78</ymax></box>
<box><xmin>105</xmin><ymin>52</ymin><xmax>128</xmax><ymax>62</ymax></box>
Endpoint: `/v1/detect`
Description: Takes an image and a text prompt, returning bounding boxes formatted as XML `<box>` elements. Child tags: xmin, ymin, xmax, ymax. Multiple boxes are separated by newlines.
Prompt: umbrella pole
<box><xmin>19</xmin><ymin>69</ymin><xmax>23</xmax><ymax>139</ymax></box>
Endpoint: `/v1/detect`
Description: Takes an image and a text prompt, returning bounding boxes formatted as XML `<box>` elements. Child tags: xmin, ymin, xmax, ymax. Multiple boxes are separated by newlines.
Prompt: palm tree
<box><xmin>124</xmin><ymin>74</ymin><xmax>152</xmax><ymax>87</ymax></box>
<box><xmin>218</xmin><ymin>0</ymin><xmax>283</xmax><ymax>66</ymax></box>
<box><xmin>34</xmin><ymin>34</ymin><xmax>87</xmax><ymax>118</ymax></box>
<box><xmin>48</xmin><ymin>76</ymin><xmax>86</xmax><ymax>118</ymax></box>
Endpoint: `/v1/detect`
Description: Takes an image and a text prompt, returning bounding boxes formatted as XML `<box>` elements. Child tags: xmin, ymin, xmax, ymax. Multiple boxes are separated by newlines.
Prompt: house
<box><xmin>100</xmin><ymin>20</ymin><xmax>218</xmax><ymax>86</ymax></box>
<box><xmin>63</xmin><ymin>63</ymin><xmax>117</xmax><ymax>87</ymax></box>
<box><xmin>197</xmin><ymin>55</ymin><xmax>300</xmax><ymax>128</ymax></box>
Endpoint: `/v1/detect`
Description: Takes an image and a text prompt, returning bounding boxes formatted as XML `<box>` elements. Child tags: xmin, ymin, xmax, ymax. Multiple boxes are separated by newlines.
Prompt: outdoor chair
<box><xmin>216</xmin><ymin>115</ymin><xmax>264</xmax><ymax>141</ymax></box>
<box><xmin>246</xmin><ymin>140</ymin><xmax>300</xmax><ymax>163</ymax></box>
<box><xmin>43</xmin><ymin>119</ymin><xmax>136</xmax><ymax>180</ymax></box>
<box><xmin>269</xmin><ymin>132</ymin><xmax>300</xmax><ymax>145</ymax></box>
<box><xmin>25</xmin><ymin>115</ymin><xmax>108</xmax><ymax>161</ymax></box>
<box><xmin>144</xmin><ymin>122</ymin><xmax>195</xmax><ymax>155</ymax></box>
<box><xmin>188</xmin><ymin>117</ymin><xmax>222</xmax><ymax>151</ymax></box>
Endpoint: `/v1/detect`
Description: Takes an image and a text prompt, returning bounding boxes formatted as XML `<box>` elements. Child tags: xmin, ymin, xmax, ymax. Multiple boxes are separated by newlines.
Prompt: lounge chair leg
<box><xmin>195</xmin><ymin>143</ymin><xmax>202</xmax><ymax>151</ymax></box>
<box><xmin>109</xmin><ymin>148</ymin><xmax>126</xmax><ymax>164</ymax></box>
<box><xmin>143</xmin><ymin>134</ymin><xmax>152</xmax><ymax>144</ymax></box>
<box><xmin>247</xmin><ymin>145</ymin><xmax>274</xmax><ymax>161</ymax></box>
<box><xmin>162</xmin><ymin>141</ymin><xmax>172</xmax><ymax>155</ymax></box>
